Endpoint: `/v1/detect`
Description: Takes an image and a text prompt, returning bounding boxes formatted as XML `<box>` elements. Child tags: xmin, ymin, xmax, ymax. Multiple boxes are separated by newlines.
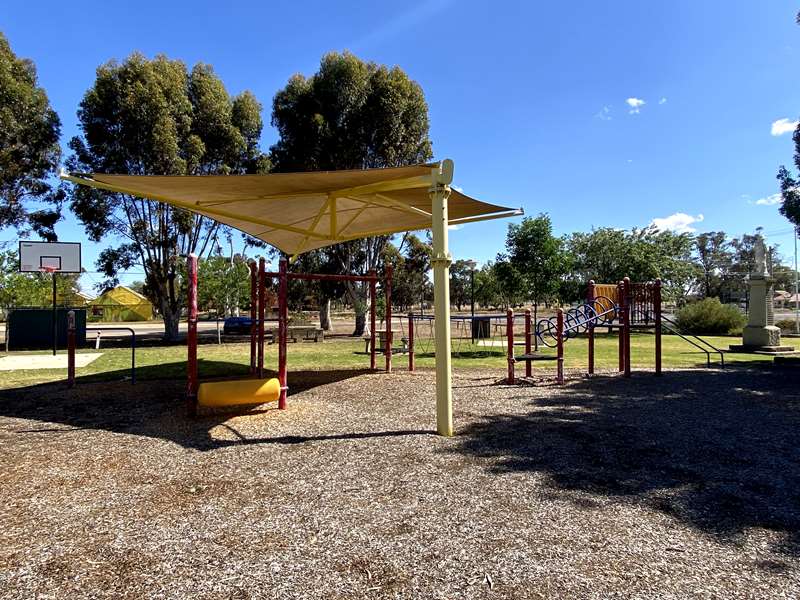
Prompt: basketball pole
<box><xmin>52</xmin><ymin>271</ymin><xmax>57</xmax><ymax>356</ymax></box>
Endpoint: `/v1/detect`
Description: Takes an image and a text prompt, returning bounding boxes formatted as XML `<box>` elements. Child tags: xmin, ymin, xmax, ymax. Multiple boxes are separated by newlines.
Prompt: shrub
<box><xmin>675</xmin><ymin>298</ymin><xmax>745</xmax><ymax>335</ymax></box>
<box><xmin>776</xmin><ymin>319</ymin><xmax>798</xmax><ymax>333</ymax></box>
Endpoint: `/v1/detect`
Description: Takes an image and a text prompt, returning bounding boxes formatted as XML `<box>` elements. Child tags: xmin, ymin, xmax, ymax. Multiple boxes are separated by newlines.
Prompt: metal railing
<box><xmin>660</xmin><ymin>315</ymin><xmax>725</xmax><ymax>368</ymax></box>
<box><xmin>86</xmin><ymin>327</ymin><xmax>136</xmax><ymax>384</ymax></box>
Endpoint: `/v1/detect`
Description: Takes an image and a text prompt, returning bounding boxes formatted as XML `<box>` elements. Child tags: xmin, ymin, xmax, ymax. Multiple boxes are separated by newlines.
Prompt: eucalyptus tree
<box><xmin>777</xmin><ymin>14</ymin><xmax>800</xmax><ymax>229</ymax></box>
<box><xmin>67</xmin><ymin>53</ymin><xmax>269</xmax><ymax>339</ymax></box>
<box><xmin>270</xmin><ymin>51</ymin><xmax>433</xmax><ymax>335</ymax></box>
<box><xmin>0</xmin><ymin>32</ymin><xmax>64</xmax><ymax>239</ymax></box>
<box><xmin>694</xmin><ymin>231</ymin><xmax>732</xmax><ymax>298</ymax></box>
<box><xmin>502</xmin><ymin>214</ymin><xmax>570</xmax><ymax>321</ymax></box>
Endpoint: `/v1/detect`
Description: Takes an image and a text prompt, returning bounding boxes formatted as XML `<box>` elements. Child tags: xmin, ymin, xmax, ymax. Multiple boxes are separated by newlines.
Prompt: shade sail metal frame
<box><xmin>61</xmin><ymin>159</ymin><xmax>523</xmax><ymax>436</ymax></box>
<box><xmin>61</xmin><ymin>162</ymin><xmax>521</xmax><ymax>257</ymax></box>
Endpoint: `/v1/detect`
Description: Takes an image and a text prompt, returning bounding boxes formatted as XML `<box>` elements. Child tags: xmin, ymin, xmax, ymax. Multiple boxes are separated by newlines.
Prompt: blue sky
<box><xmin>3</xmin><ymin>0</ymin><xmax>800</xmax><ymax>291</ymax></box>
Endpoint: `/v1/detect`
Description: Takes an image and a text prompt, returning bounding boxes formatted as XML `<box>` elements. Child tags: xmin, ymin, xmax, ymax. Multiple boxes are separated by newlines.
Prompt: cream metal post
<box><xmin>430</xmin><ymin>160</ymin><xmax>454</xmax><ymax>437</ymax></box>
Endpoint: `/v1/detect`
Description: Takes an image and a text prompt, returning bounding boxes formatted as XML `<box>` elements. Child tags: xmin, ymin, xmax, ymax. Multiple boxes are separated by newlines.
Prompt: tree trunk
<box><xmin>345</xmin><ymin>280</ymin><xmax>368</xmax><ymax>336</ymax></box>
<box><xmin>320</xmin><ymin>297</ymin><xmax>332</xmax><ymax>331</ymax></box>
<box><xmin>161</xmin><ymin>299</ymin><xmax>180</xmax><ymax>341</ymax></box>
<box><xmin>354</xmin><ymin>311</ymin><xmax>367</xmax><ymax>337</ymax></box>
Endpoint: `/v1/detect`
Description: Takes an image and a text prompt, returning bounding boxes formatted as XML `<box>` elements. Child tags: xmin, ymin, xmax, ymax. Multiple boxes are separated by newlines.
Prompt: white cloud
<box><xmin>448</xmin><ymin>224</ymin><xmax>462</xmax><ymax>231</ymax></box>
<box><xmin>658</xmin><ymin>97</ymin><xmax>667</xmax><ymax>105</ymax></box>
<box><xmin>650</xmin><ymin>212</ymin><xmax>704</xmax><ymax>234</ymax></box>
<box><xmin>771</xmin><ymin>118</ymin><xmax>799</xmax><ymax>136</ymax></box>
<box><xmin>595</xmin><ymin>105</ymin><xmax>612</xmax><ymax>121</ymax></box>
<box><xmin>626</xmin><ymin>97</ymin><xmax>645</xmax><ymax>114</ymax></box>
<box><xmin>754</xmin><ymin>193</ymin><xmax>782</xmax><ymax>206</ymax></box>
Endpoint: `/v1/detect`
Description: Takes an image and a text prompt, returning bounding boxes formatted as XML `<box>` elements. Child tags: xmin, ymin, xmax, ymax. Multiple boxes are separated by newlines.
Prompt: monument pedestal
<box><xmin>742</xmin><ymin>324</ymin><xmax>782</xmax><ymax>347</ymax></box>
<box><xmin>728</xmin><ymin>267</ymin><xmax>794</xmax><ymax>355</ymax></box>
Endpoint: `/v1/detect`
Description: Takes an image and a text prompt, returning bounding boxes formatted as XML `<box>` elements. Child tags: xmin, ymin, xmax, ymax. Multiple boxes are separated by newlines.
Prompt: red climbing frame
<box><xmin>502</xmin><ymin>277</ymin><xmax>662</xmax><ymax>385</ymax></box>
<box><xmin>248</xmin><ymin>259</ymin><xmax>392</xmax><ymax>411</ymax></box>
<box><xmin>186</xmin><ymin>255</ymin><xmax>393</xmax><ymax>416</ymax></box>
<box><xmin>524</xmin><ymin>308</ymin><xmax>532</xmax><ymax>378</ymax></box>
<box><xmin>187</xmin><ymin>254</ymin><xmax>199</xmax><ymax>416</ymax></box>
<box><xmin>587</xmin><ymin>280</ymin><xmax>596</xmax><ymax>375</ymax></box>
<box><xmin>249</xmin><ymin>260</ymin><xmax>257</xmax><ymax>375</ymax></box>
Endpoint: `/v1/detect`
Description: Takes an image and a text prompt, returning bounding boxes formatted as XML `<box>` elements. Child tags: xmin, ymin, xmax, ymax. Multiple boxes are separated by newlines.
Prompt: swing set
<box><xmin>186</xmin><ymin>256</ymin><xmax>395</xmax><ymax>414</ymax></box>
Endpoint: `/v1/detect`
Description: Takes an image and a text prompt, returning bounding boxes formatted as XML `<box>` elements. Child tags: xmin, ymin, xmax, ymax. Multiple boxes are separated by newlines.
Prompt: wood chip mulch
<box><xmin>1</xmin><ymin>366</ymin><xmax>799</xmax><ymax>598</ymax></box>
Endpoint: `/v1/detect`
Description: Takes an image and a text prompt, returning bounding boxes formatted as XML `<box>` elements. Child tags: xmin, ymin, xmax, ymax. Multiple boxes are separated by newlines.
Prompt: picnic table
<box><xmin>270</xmin><ymin>325</ymin><xmax>324</xmax><ymax>343</ymax></box>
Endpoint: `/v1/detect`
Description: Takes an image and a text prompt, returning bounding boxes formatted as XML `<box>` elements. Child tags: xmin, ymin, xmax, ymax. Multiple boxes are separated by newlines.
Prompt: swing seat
<box><xmin>515</xmin><ymin>353</ymin><xmax>558</xmax><ymax>362</ymax></box>
<box><xmin>198</xmin><ymin>377</ymin><xmax>280</xmax><ymax>408</ymax></box>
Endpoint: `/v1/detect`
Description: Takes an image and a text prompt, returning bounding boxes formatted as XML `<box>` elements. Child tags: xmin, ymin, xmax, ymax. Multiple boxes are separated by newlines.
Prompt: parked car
<box><xmin>223</xmin><ymin>316</ymin><xmax>253</xmax><ymax>335</ymax></box>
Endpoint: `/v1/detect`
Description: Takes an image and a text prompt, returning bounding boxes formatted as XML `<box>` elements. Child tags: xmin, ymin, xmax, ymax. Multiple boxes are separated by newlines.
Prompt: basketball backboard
<box><xmin>19</xmin><ymin>241</ymin><xmax>81</xmax><ymax>274</ymax></box>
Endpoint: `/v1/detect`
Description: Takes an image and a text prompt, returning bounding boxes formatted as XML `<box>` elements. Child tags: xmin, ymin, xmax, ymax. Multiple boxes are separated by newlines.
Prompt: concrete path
<box><xmin>0</xmin><ymin>353</ymin><xmax>103</xmax><ymax>370</ymax></box>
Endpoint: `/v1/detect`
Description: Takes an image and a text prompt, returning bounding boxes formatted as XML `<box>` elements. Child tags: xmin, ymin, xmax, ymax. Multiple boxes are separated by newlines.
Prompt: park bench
<box><xmin>270</xmin><ymin>325</ymin><xmax>324</xmax><ymax>343</ymax></box>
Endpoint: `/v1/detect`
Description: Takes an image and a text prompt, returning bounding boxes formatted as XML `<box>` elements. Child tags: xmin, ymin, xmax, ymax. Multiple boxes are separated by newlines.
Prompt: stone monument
<box><xmin>729</xmin><ymin>235</ymin><xmax>794</xmax><ymax>354</ymax></box>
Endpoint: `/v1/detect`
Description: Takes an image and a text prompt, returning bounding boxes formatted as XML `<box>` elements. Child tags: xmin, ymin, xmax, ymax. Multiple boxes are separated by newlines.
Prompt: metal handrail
<box><xmin>86</xmin><ymin>327</ymin><xmax>136</xmax><ymax>384</ymax></box>
<box><xmin>562</xmin><ymin>306</ymin><xmax>617</xmax><ymax>335</ymax></box>
<box><xmin>660</xmin><ymin>316</ymin><xmax>725</xmax><ymax>367</ymax></box>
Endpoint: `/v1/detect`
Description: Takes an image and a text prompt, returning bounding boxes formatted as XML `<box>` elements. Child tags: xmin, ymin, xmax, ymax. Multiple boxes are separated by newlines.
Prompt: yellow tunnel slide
<box><xmin>198</xmin><ymin>378</ymin><xmax>281</xmax><ymax>408</ymax></box>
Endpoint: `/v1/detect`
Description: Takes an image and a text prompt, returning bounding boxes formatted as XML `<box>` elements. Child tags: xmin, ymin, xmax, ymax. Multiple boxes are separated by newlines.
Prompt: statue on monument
<box><xmin>730</xmin><ymin>233</ymin><xmax>794</xmax><ymax>353</ymax></box>
<box><xmin>753</xmin><ymin>235</ymin><xmax>768</xmax><ymax>277</ymax></box>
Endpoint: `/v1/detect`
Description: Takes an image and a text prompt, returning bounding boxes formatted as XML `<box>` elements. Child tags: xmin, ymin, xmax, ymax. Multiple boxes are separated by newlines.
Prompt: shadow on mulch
<box><xmin>0</xmin><ymin>362</ymin><xmax>430</xmax><ymax>451</ymax></box>
<box><xmin>452</xmin><ymin>368</ymin><xmax>800</xmax><ymax>556</ymax></box>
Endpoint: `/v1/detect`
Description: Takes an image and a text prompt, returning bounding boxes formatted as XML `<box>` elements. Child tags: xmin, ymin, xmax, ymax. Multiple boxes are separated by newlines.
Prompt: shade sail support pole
<box><xmin>430</xmin><ymin>159</ymin><xmax>454</xmax><ymax>437</ymax></box>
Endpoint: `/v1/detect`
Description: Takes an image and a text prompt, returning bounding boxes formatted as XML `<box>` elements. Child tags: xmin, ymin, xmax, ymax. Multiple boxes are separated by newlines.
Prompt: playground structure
<box><xmin>63</xmin><ymin>160</ymin><xmax>524</xmax><ymax>436</ymax></box>
<box><xmin>186</xmin><ymin>255</ymin><xmax>394</xmax><ymax>414</ymax></box>
<box><xmin>504</xmin><ymin>278</ymin><xmax>658</xmax><ymax>383</ymax></box>
<box><xmin>405</xmin><ymin>277</ymin><xmax>724</xmax><ymax>384</ymax></box>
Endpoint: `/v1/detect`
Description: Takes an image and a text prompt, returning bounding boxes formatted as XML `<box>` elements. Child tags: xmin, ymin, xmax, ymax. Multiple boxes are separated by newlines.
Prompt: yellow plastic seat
<box><xmin>197</xmin><ymin>378</ymin><xmax>280</xmax><ymax>408</ymax></box>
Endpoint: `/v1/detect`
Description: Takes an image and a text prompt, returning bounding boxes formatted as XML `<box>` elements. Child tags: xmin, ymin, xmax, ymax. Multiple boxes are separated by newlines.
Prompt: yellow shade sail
<box><xmin>62</xmin><ymin>162</ymin><xmax>521</xmax><ymax>255</ymax></box>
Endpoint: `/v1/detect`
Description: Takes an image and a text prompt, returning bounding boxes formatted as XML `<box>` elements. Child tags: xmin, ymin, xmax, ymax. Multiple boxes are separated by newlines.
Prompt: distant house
<box><xmin>89</xmin><ymin>286</ymin><xmax>154</xmax><ymax>322</ymax></box>
<box><xmin>71</xmin><ymin>290</ymin><xmax>94</xmax><ymax>306</ymax></box>
<box><xmin>774</xmin><ymin>290</ymin><xmax>798</xmax><ymax>309</ymax></box>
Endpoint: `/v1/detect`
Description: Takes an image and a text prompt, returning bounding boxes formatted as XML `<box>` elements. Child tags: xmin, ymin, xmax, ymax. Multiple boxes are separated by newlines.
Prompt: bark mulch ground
<box><xmin>1</xmin><ymin>366</ymin><xmax>799</xmax><ymax>598</ymax></box>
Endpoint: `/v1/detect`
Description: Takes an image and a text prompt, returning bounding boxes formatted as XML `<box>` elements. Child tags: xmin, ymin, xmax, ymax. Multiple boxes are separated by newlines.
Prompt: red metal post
<box><xmin>624</xmin><ymin>277</ymin><xmax>631</xmax><ymax>377</ymax></box>
<box><xmin>257</xmin><ymin>257</ymin><xmax>266</xmax><ymax>378</ymax></box>
<box><xmin>67</xmin><ymin>310</ymin><xmax>76</xmax><ymax>388</ymax></box>
<box><xmin>587</xmin><ymin>280</ymin><xmax>595</xmax><ymax>375</ymax></box>
<box><xmin>187</xmin><ymin>254</ymin><xmax>199</xmax><ymax>416</ymax></box>
<box><xmin>249</xmin><ymin>260</ymin><xmax>257</xmax><ymax>375</ymax></box>
<box><xmin>408</xmin><ymin>312</ymin><xmax>415</xmax><ymax>372</ymax></box>
<box><xmin>524</xmin><ymin>308</ymin><xmax>532</xmax><ymax>377</ymax></box>
<box><xmin>384</xmin><ymin>265</ymin><xmax>393</xmax><ymax>373</ymax></box>
<box><xmin>369</xmin><ymin>270</ymin><xmax>377</xmax><ymax>370</ymax></box>
<box><xmin>506</xmin><ymin>309</ymin><xmax>515</xmax><ymax>384</ymax></box>
<box><xmin>278</xmin><ymin>257</ymin><xmax>288</xmax><ymax>409</ymax></box>
<box><xmin>618</xmin><ymin>280</ymin><xmax>625</xmax><ymax>373</ymax></box>
<box><xmin>557</xmin><ymin>308</ymin><xmax>564</xmax><ymax>385</ymax></box>
<box><xmin>654</xmin><ymin>278</ymin><xmax>662</xmax><ymax>376</ymax></box>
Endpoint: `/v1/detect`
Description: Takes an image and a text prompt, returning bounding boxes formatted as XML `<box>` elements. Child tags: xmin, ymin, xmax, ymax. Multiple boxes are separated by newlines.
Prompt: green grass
<box><xmin>0</xmin><ymin>332</ymin><xmax>776</xmax><ymax>391</ymax></box>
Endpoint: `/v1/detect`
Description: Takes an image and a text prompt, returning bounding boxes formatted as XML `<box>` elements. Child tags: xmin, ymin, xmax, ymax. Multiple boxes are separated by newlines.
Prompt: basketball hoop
<box><xmin>39</xmin><ymin>266</ymin><xmax>58</xmax><ymax>275</ymax></box>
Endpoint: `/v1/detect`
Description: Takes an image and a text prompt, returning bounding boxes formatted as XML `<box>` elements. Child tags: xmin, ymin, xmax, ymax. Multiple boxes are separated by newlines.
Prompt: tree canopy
<box><xmin>270</xmin><ymin>51</ymin><xmax>433</xmax><ymax>334</ymax></box>
<box><xmin>777</xmin><ymin>16</ymin><xmax>800</xmax><ymax>229</ymax></box>
<box><xmin>67</xmin><ymin>53</ymin><xmax>269</xmax><ymax>339</ymax></box>
<box><xmin>500</xmin><ymin>214</ymin><xmax>570</xmax><ymax>309</ymax></box>
<box><xmin>0</xmin><ymin>32</ymin><xmax>64</xmax><ymax>240</ymax></box>
<box><xmin>567</xmin><ymin>226</ymin><xmax>696</xmax><ymax>301</ymax></box>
